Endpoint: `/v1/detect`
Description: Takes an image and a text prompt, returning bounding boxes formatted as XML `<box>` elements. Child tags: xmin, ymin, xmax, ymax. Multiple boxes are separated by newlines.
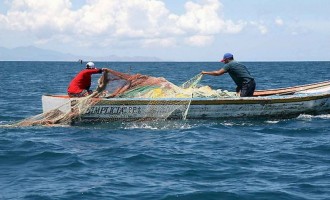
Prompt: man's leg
<box><xmin>240</xmin><ymin>80</ymin><xmax>256</xmax><ymax>97</ymax></box>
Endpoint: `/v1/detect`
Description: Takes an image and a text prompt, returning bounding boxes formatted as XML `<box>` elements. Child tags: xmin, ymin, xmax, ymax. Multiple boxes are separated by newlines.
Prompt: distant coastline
<box><xmin>0</xmin><ymin>46</ymin><xmax>329</xmax><ymax>62</ymax></box>
<box><xmin>0</xmin><ymin>46</ymin><xmax>162</xmax><ymax>62</ymax></box>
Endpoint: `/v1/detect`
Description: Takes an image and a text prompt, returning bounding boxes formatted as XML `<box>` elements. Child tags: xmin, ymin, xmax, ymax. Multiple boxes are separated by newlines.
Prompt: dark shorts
<box><xmin>240</xmin><ymin>79</ymin><xmax>256</xmax><ymax>97</ymax></box>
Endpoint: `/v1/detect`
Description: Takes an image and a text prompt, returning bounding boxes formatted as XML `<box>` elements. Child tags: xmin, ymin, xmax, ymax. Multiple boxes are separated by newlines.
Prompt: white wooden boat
<box><xmin>42</xmin><ymin>81</ymin><xmax>330</xmax><ymax>122</ymax></box>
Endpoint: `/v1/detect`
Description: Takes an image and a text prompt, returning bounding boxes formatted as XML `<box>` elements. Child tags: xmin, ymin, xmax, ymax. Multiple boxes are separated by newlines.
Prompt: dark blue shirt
<box><xmin>223</xmin><ymin>60</ymin><xmax>254</xmax><ymax>88</ymax></box>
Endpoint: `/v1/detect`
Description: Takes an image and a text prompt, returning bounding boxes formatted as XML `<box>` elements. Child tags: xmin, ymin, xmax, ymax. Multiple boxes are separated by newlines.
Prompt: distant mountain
<box><xmin>0</xmin><ymin>46</ymin><xmax>76</xmax><ymax>61</ymax></box>
<box><xmin>92</xmin><ymin>55</ymin><xmax>162</xmax><ymax>62</ymax></box>
<box><xmin>0</xmin><ymin>46</ymin><xmax>162</xmax><ymax>62</ymax></box>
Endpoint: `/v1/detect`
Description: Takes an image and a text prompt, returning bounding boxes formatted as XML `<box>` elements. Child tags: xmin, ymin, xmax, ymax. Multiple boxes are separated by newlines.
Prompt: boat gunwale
<box><xmin>254</xmin><ymin>80</ymin><xmax>330</xmax><ymax>96</ymax></box>
<box><xmin>43</xmin><ymin>92</ymin><xmax>330</xmax><ymax>105</ymax></box>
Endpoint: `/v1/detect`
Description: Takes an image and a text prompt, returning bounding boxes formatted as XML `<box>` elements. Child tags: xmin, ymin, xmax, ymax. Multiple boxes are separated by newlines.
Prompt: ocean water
<box><xmin>0</xmin><ymin>61</ymin><xmax>330</xmax><ymax>200</ymax></box>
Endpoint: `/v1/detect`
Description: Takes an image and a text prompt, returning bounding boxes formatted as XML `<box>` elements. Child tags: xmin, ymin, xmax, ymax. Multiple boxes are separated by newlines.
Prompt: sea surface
<box><xmin>0</xmin><ymin>61</ymin><xmax>330</xmax><ymax>200</ymax></box>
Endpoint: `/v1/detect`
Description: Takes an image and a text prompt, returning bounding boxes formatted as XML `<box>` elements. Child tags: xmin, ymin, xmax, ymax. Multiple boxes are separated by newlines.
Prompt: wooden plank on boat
<box><xmin>254</xmin><ymin>80</ymin><xmax>330</xmax><ymax>96</ymax></box>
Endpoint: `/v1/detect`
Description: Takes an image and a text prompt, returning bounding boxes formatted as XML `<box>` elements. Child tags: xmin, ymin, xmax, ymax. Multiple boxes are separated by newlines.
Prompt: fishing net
<box><xmin>4</xmin><ymin>69</ymin><xmax>235</xmax><ymax>127</ymax></box>
<box><xmin>10</xmin><ymin>95</ymin><xmax>100</xmax><ymax>127</ymax></box>
<box><xmin>93</xmin><ymin>69</ymin><xmax>234</xmax><ymax>121</ymax></box>
<box><xmin>98</xmin><ymin>69</ymin><xmax>233</xmax><ymax>99</ymax></box>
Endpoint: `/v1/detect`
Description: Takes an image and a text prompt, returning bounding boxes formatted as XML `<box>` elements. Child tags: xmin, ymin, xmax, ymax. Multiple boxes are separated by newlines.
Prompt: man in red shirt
<box><xmin>67</xmin><ymin>62</ymin><xmax>105</xmax><ymax>97</ymax></box>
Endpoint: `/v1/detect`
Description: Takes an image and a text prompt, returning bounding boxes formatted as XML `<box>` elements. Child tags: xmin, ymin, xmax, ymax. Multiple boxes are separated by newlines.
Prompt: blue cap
<box><xmin>220</xmin><ymin>53</ymin><xmax>233</xmax><ymax>62</ymax></box>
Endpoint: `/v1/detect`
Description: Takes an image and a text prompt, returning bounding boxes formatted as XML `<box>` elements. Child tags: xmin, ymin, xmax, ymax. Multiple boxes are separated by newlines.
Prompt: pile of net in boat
<box><xmin>8</xmin><ymin>69</ymin><xmax>235</xmax><ymax>126</ymax></box>
<box><xmin>97</xmin><ymin>69</ymin><xmax>234</xmax><ymax>99</ymax></box>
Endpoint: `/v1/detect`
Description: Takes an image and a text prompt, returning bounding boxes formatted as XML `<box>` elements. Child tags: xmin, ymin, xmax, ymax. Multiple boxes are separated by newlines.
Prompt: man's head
<box><xmin>86</xmin><ymin>62</ymin><xmax>95</xmax><ymax>69</ymax></box>
<box><xmin>220</xmin><ymin>53</ymin><xmax>234</xmax><ymax>64</ymax></box>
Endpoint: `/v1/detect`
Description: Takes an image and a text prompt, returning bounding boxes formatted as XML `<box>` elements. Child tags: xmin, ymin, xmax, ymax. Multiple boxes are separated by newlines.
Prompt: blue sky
<box><xmin>0</xmin><ymin>0</ymin><xmax>329</xmax><ymax>61</ymax></box>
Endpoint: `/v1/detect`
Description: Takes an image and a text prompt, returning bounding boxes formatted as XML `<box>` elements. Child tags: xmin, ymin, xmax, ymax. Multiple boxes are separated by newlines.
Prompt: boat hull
<box><xmin>42</xmin><ymin>92</ymin><xmax>330</xmax><ymax>121</ymax></box>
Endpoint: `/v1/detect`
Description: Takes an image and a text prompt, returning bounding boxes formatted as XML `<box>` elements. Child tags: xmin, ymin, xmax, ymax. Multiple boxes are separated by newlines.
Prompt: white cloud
<box><xmin>258</xmin><ymin>25</ymin><xmax>268</xmax><ymax>34</ymax></box>
<box><xmin>0</xmin><ymin>15</ymin><xmax>5</xmax><ymax>28</ymax></box>
<box><xmin>250</xmin><ymin>21</ymin><xmax>268</xmax><ymax>35</ymax></box>
<box><xmin>4</xmin><ymin>0</ymin><xmax>74</xmax><ymax>32</ymax></box>
<box><xmin>142</xmin><ymin>38</ymin><xmax>177</xmax><ymax>47</ymax></box>
<box><xmin>0</xmin><ymin>0</ymin><xmax>259</xmax><ymax>48</ymax></box>
<box><xmin>184</xmin><ymin>35</ymin><xmax>214</xmax><ymax>46</ymax></box>
<box><xmin>176</xmin><ymin>0</ymin><xmax>222</xmax><ymax>34</ymax></box>
<box><xmin>222</xmin><ymin>20</ymin><xmax>246</xmax><ymax>33</ymax></box>
<box><xmin>275</xmin><ymin>17</ymin><xmax>284</xmax><ymax>26</ymax></box>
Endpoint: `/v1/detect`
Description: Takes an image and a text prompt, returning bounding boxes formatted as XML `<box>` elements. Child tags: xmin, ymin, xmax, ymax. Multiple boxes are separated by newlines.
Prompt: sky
<box><xmin>0</xmin><ymin>0</ymin><xmax>329</xmax><ymax>61</ymax></box>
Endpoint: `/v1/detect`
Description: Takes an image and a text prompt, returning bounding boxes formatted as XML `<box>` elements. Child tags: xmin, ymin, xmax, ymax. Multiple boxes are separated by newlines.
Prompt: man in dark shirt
<box><xmin>67</xmin><ymin>62</ymin><xmax>105</xmax><ymax>97</ymax></box>
<box><xmin>202</xmin><ymin>53</ymin><xmax>256</xmax><ymax>97</ymax></box>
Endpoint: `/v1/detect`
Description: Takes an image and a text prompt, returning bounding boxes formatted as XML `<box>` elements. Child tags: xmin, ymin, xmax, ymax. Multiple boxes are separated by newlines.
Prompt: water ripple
<box><xmin>1</xmin><ymin>62</ymin><xmax>330</xmax><ymax>199</ymax></box>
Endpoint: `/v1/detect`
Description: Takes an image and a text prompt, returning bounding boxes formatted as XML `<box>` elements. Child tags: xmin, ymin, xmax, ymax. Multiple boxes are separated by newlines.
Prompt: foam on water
<box><xmin>121</xmin><ymin>120</ymin><xmax>195</xmax><ymax>130</ymax></box>
<box><xmin>297</xmin><ymin>114</ymin><xmax>330</xmax><ymax>119</ymax></box>
<box><xmin>265</xmin><ymin>120</ymin><xmax>280</xmax><ymax>124</ymax></box>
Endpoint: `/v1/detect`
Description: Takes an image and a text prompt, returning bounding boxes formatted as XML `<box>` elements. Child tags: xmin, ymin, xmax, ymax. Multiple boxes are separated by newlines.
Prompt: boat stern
<box><xmin>42</xmin><ymin>95</ymin><xmax>72</xmax><ymax>113</ymax></box>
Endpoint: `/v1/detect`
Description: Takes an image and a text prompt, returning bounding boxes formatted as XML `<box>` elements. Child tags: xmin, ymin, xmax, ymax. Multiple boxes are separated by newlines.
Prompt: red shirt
<box><xmin>67</xmin><ymin>68</ymin><xmax>102</xmax><ymax>94</ymax></box>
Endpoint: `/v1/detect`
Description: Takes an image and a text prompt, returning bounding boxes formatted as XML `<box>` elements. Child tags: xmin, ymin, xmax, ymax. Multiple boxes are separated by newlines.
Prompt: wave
<box><xmin>122</xmin><ymin>120</ymin><xmax>195</xmax><ymax>130</ymax></box>
<box><xmin>265</xmin><ymin>120</ymin><xmax>280</xmax><ymax>124</ymax></box>
<box><xmin>297</xmin><ymin>114</ymin><xmax>330</xmax><ymax>119</ymax></box>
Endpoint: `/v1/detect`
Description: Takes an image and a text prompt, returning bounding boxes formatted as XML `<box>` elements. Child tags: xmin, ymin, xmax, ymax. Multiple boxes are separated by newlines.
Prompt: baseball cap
<box><xmin>86</xmin><ymin>62</ymin><xmax>95</xmax><ymax>68</ymax></box>
<box><xmin>220</xmin><ymin>53</ymin><xmax>233</xmax><ymax>62</ymax></box>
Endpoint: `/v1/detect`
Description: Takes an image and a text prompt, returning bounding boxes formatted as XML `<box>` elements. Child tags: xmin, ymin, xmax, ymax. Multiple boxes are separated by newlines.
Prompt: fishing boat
<box><xmin>42</xmin><ymin>80</ymin><xmax>330</xmax><ymax>122</ymax></box>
